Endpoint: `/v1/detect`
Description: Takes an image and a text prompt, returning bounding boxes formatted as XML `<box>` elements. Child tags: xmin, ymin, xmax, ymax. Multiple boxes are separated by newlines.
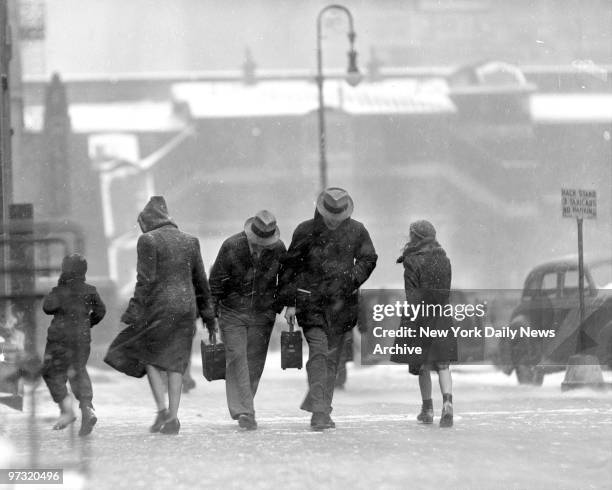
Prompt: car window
<box><xmin>563</xmin><ymin>269</ymin><xmax>579</xmax><ymax>295</ymax></box>
<box><xmin>541</xmin><ymin>272</ymin><xmax>558</xmax><ymax>297</ymax></box>
<box><xmin>562</xmin><ymin>268</ymin><xmax>595</xmax><ymax>296</ymax></box>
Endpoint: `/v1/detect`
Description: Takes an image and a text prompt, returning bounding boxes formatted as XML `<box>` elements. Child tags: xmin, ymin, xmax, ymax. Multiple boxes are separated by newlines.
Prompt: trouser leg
<box><xmin>322</xmin><ymin>330</ymin><xmax>345</xmax><ymax>413</ymax></box>
<box><xmin>221</xmin><ymin>319</ymin><xmax>253</xmax><ymax>419</ymax></box>
<box><xmin>301</xmin><ymin>327</ymin><xmax>327</xmax><ymax>414</ymax></box>
<box><xmin>42</xmin><ymin>341</ymin><xmax>70</xmax><ymax>404</ymax></box>
<box><xmin>335</xmin><ymin>361</ymin><xmax>347</xmax><ymax>388</ymax></box>
<box><xmin>246</xmin><ymin>319</ymin><xmax>273</xmax><ymax>397</ymax></box>
<box><xmin>301</xmin><ymin>327</ymin><xmax>345</xmax><ymax>414</ymax></box>
<box><xmin>68</xmin><ymin>343</ymin><xmax>93</xmax><ymax>409</ymax></box>
<box><xmin>335</xmin><ymin>331</ymin><xmax>352</xmax><ymax>387</ymax></box>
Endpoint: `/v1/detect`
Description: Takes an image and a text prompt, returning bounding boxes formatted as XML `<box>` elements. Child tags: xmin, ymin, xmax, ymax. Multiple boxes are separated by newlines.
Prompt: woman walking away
<box><xmin>391</xmin><ymin>220</ymin><xmax>457</xmax><ymax>427</ymax></box>
<box><xmin>122</xmin><ymin>196</ymin><xmax>217</xmax><ymax>435</ymax></box>
<box><xmin>42</xmin><ymin>254</ymin><xmax>106</xmax><ymax>436</ymax></box>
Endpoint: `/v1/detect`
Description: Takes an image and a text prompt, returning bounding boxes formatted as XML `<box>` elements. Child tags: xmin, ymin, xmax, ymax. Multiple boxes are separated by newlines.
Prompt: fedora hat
<box><xmin>316</xmin><ymin>187</ymin><xmax>354</xmax><ymax>224</ymax></box>
<box><xmin>244</xmin><ymin>210</ymin><xmax>280</xmax><ymax>247</ymax></box>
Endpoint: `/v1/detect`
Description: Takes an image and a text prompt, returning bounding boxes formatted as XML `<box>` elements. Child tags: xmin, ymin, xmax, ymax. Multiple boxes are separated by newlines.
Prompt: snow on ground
<box><xmin>1</xmin><ymin>354</ymin><xmax>611</xmax><ymax>490</ymax></box>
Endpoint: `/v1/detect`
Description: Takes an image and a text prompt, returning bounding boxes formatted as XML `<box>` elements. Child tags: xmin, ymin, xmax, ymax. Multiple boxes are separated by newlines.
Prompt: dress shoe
<box><xmin>160</xmin><ymin>417</ymin><xmax>180</xmax><ymax>435</ymax></box>
<box><xmin>238</xmin><ymin>414</ymin><xmax>257</xmax><ymax>431</ymax></box>
<box><xmin>150</xmin><ymin>409</ymin><xmax>170</xmax><ymax>433</ymax></box>
<box><xmin>311</xmin><ymin>412</ymin><xmax>333</xmax><ymax>431</ymax></box>
<box><xmin>78</xmin><ymin>407</ymin><xmax>97</xmax><ymax>436</ymax></box>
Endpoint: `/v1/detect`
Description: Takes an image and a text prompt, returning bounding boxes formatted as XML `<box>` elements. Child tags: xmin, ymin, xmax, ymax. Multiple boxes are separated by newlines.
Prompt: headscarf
<box><xmin>397</xmin><ymin>220</ymin><xmax>440</xmax><ymax>263</ymax></box>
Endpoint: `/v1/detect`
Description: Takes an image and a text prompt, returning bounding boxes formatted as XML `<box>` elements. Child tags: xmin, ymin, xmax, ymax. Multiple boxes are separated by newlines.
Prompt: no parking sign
<box><xmin>561</xmin><ymin>188</ymin><xmax>597</xmax><ymax>219</ymax></box>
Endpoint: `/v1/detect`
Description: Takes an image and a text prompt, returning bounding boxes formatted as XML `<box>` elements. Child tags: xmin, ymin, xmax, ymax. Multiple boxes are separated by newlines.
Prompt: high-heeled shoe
<box><xmin>160</xmin><ymin>417</ymin><xmax>180</xmax><ymax>435</ymax></box>
<box><xmin>150</xmin><ymin>409</ymin><xmax>170</xmax><ymax>433</ymax></box>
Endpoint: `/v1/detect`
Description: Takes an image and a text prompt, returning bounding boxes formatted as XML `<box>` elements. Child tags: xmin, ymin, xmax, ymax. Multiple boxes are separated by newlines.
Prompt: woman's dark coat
<box><xmin>279</xmin><ymin>211</ymin><xmax>377</xmax><ymax>334</ymax></box>
<box><xmin>390</xmin><ymin>238</ymin><xmax>458</xmax><ymax>366</ymax></box>
<box><xmin>121</xmin><ymin>198</ymin><xmax>215</xmax><ymax>373</ymax></box>
<box><xmin>209</xmin><ymin>231</ymin><xmax>286</xmax><ymax>317</ymax></box>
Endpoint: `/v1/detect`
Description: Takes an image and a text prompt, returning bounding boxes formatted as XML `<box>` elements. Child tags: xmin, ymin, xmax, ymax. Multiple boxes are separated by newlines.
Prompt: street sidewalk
<box><xmin>2</xmin><ymin>355</ymin><xmax>611</xmax><ymax>490</ymax></box>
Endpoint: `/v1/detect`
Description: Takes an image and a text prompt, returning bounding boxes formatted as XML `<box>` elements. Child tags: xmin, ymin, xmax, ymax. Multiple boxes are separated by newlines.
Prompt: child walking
<box><xmin>42</xmin><ymin>254</ymin><xmax>106</xmax><ymax>436</ymax></box>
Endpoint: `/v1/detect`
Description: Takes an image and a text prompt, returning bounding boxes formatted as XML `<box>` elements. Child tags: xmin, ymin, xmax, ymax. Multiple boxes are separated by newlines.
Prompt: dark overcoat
<box><xmin>390</xmin><ymin>238</ymin><xmax>458</xmax><ymax>366</ymax></box>
<box><xmin>44</xmin><ymin>279</ymin><xmax>106</xmax><ymax>345</ymax></box>
<box><xmin>279</xmin><ymin>211</ymin><xmax>377</xmax><ymax>334</ymax></box>
<box><xmin>121</xmin><ymin>198</ymin><xmax>215</xmax><ymax>373</ymax></box>
<box><xmin>209</xmin><ymin>231</ymin><xmax>286</xmax><ymax>317</ymax></box>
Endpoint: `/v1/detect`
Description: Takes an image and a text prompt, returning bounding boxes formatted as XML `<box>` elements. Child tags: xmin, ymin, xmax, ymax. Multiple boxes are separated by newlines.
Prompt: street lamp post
<box><xmin>316</xmin><ymin>4</ymin><xmax>361</xmax><ymax>192</ymax></box>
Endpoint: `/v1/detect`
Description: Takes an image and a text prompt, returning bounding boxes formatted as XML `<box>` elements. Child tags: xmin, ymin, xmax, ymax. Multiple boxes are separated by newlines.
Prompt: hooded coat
<box><xmin>279</xmin><ymin>211</ymin><xmax>377</xmax><ymax>334</ymax></box>
<box><xmin>43</xmin><ymin>254</ymin><xmax>106</xmax><ymax>344</ymax></box>
<box><xmin>390</xmin><ymin>238</ymin><xmax>457</xmax><ymax>366</ymax></box>
<box><xmin>121</xmin><ymin>197</ymin><xmax>215</xmax><ymax>373</ymax></box>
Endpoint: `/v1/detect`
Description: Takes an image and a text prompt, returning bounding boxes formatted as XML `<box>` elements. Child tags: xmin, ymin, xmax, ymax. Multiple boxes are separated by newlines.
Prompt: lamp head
<box><xmin>346</xmin><ymin>49</ymin><xmax>362</xmax><ymax>87</ymax></box>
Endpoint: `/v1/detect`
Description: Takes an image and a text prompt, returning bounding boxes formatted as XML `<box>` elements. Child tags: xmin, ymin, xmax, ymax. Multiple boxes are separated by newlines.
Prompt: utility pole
<box><xmin>0</xmin><ymin>0</ymin><xmax>13</xmax><ymax>225</ymax></box>
<box><xmin>0</xmin><ymin>0</ymin><xmax>13</xmax><ymax>301</ymax></box>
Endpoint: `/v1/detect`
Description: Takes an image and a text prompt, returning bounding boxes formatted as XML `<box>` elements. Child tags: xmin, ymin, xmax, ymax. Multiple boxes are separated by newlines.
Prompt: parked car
<box><xmin>499</xmin><ymin>257</ymin><xmax>612</xmax><ymax>385</ymax></box>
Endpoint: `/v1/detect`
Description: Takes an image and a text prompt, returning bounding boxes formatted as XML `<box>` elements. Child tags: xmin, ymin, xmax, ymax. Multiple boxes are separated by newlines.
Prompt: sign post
<box><xmin>560</xmin><ymin>188</ymin><xmax>603</xmax><ymax>391</ymax></box>
<box><xmin>561</xmin><ymin>187</ymin><xmax>597</xmax><ymax>349</ymax></box>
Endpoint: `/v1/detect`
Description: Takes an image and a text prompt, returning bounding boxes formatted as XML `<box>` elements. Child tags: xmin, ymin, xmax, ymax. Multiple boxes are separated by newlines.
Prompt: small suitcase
<box><xmin>281</xmin><ymin>323</ymin><xmax>303</xmax><ymax>370</ymax></box>
<box><xmin>201</xmin><ymin>331</ymin><xmax>226</xmax><ymax>381</ymax></box>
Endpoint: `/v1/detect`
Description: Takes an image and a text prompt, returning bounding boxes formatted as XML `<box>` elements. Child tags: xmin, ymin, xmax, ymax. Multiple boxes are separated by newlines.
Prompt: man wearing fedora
<box><xmin>280</xmin><ymin>188</ymin><xmax>377</xmax><ymax>430</ymax></box>
<box><xmin>209</xmin><ymin>210</ymin><xmax>286</xmax><ymax>430</ymax></box>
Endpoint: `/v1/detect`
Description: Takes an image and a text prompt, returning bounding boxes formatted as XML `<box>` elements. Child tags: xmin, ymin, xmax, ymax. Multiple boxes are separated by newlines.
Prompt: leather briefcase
<box><xmin>201</xmin><ymin>331</ymin><xmax>226</xmax><ymax>381</ymax></box>
<box><xmin>281</xmin><ymin>323</ymin><xmax>302</xmax><ymax>370</ymax></box>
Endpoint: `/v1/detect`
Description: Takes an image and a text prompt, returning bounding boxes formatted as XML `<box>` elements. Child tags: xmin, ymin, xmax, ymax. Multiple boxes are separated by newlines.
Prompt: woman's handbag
<box><xmin>281</xmin><ymin>322</ymin><xmax>303</xmax><ymax>370</ymax></box>
<box><xmin>104</xmin><ymin>324</ymin><xmax>147</xmax><ymax>378</ymax></box>
<box><xmin>201</xmin><ymin>331</ymin><xmax>225</xmax><ymax>381</ymax></box>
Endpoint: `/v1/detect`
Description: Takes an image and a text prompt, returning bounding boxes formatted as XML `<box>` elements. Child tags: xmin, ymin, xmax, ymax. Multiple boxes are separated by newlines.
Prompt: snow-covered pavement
<box><xmin>2</xmin><ymin>354</ymin><xmax>611</xmax><ymax>490</ymax></box>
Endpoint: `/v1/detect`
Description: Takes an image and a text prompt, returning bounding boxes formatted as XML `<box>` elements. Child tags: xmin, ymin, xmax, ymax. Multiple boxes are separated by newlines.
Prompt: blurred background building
<box><xmin>3</xmin><ymin>0</ymin><xmax>611</xmax><ymax>305</ymax></box>
<box><xmin>17</xmin><ymin>0</ymin><xmax>612</xmax><ymax>76</ymax></box>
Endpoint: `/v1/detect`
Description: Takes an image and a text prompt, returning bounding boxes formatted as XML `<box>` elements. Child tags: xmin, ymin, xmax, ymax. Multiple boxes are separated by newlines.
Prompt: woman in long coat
<box><xmin>121</xmin><ymin>196</ymin><xmax>216</xmax><ymax>435</ymax></box>
<box><xmin>391</xmin><ymin>220</ymin><xmax>456</xmax><ymax>428</ymax></box>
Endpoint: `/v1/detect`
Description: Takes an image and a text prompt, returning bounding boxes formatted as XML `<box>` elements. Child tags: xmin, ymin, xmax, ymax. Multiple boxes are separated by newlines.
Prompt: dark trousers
<box><xmin>219</xmin><ymin>307</ymin><xmax>274</xmax><ymax>419</ymax></box>
<box><xmin>301</xmin><ymin>326</ymin><xmax>346</xmax><ymax>415</ymax></box>
<box><xmin>42</xmin><ymin>340</ymin><xmax>93</xmax><ymax>409</ymax></box>
<box><xmin>335</xmin><ymin>330</ymin><xmax>354</xmax><ymax>388</ymax></box>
